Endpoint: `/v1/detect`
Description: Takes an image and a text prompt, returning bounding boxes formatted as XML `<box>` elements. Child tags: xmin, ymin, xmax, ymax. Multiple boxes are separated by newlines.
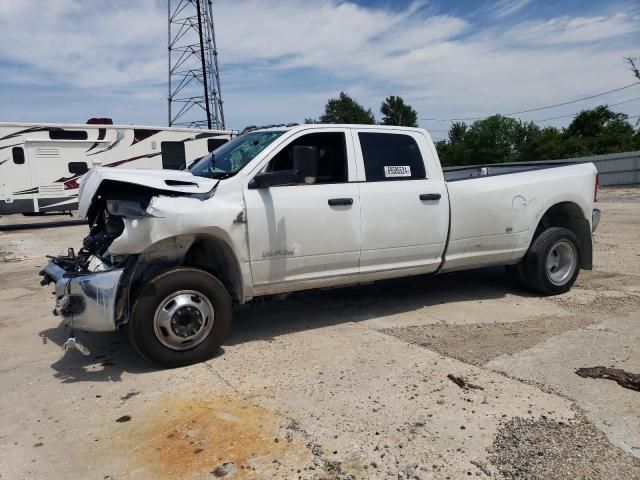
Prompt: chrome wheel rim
<box><xmin>546</xmin><ymin>241</ymin><xmax>577</xmax><ymax>286</ymax></box>
<box><xmin>153</xmin><ymin>290</ymin><xmax>214</xmax><ymax>351</ymax></box>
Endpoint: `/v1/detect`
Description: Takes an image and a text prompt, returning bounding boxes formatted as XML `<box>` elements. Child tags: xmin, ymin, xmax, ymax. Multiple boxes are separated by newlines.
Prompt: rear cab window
<box><xmin>358</xmin><ymin>132</ymin><xmax>426</xmax><ymax>181</ymax></box>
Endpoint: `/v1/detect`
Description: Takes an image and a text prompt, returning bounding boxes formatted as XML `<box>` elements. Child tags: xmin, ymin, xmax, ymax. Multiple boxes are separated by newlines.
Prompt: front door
<box><xmin>353</xmin><ymin>129</ymin><xmax>449</xmax><ymax>274</ymax></box>
<box><xmin>244</xmin><ymin>129</ymin><xmax>361</xmax><ymax>289</ymax></box>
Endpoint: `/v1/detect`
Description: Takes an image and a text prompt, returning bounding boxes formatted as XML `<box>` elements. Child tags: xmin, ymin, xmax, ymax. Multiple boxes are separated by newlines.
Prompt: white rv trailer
<box><xmin>0</xmin><ymin>120</ymin><xmax>232</xmax><ymax>215</ymax></box>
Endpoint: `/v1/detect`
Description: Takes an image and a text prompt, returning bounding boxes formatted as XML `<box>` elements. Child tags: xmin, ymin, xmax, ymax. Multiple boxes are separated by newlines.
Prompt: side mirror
<box><xmin>292</xmin><ymin>145</ymin><xmax>318</xmax><ymax>184</ymax></box>
<box><xmin>248</xmin><ymin>170</ymin><xmax>299</xmax><ymax>189</ymax></box>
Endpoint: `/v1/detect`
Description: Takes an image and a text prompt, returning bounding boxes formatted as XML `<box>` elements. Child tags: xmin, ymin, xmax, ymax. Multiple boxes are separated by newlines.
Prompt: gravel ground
<box><xmin>598</xmin><ymin>186</ymin><xmax>640</xmax><ymax>202</ymax></box>
<box><xmin>378</xmin><ymin>187</ymin><xmax>640</xmax><ymax>478</ymax></box>
<box><xmin>381</xmin><ymin>315</ymin><xmax>597</xmax><ymax>366</ymax></box>
<box><xmin>380</xmin><ymin>267</ymin><xmax>639</xmax><ymax>368</ymax></box>
<box><xmin>489</xmin><ymin>414</ymin><xmax>640</xmax><ymax>479</ymax></box>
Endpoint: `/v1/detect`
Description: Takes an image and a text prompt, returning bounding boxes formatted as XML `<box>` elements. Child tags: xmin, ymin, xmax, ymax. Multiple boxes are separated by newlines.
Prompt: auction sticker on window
<box><xmin>384</xmin><ymin>166</ymin><xmax>411</xmax><ymax>177</ymax></box>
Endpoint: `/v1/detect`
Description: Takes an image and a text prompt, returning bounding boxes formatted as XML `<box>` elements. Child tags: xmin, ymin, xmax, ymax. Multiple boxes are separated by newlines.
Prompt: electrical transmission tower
<box><xmin>168</xmin><ymin>0</ymin><xmax>225</xmax><ymax>129</ymax></box>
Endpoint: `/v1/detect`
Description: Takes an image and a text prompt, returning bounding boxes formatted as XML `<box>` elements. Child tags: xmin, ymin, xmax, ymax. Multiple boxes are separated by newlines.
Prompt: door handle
<box><xmin>328</xmin><ymin>198</ymin><xmax>354</xmax><ymax>206</ymax></box>
<box><xmin>419</xmin><ymin>193</ymin><xmax>441</xmax><ymax>201</ymax></box>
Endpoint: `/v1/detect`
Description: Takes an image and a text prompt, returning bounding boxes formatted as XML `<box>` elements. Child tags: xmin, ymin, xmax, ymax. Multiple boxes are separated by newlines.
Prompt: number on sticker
<box><xmin>384</xmin><ymin>166</ymin><xmax>411</xmax><ymax>177</ymax></box>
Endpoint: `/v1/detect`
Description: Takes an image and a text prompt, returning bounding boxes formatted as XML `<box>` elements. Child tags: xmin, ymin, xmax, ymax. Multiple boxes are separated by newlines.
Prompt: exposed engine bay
<box><xmin>39</xmin><ymin>173</ymin><xmax>221</xmax><ymax>335</ymax></box>
<box><xmin>81</xmin><ymin>182</ymin><xmax>159</xmax><ymax>264</ymax></box>
<box><xmin>44</xmin><ymin>180</ymin><xmax>212</xmax><ymax>276</ymax></box>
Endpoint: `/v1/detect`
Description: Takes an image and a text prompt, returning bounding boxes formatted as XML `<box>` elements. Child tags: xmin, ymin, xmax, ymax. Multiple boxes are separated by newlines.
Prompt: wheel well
<box><xmin>183</xmin><ymin>236</ymin><xmax>243</xmax><ymax>303</ymax></box>
<box><xmin>535</xmin><ymin>201</ymin><xmax>592</xmax><ymax>270</ymax></box>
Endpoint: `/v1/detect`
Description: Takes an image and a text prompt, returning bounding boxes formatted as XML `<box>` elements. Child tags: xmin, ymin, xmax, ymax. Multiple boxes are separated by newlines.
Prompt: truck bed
<box><xmin>443</xmin><ymin>161</ymin><xmax>581</xmax><ymax>182</ymax></box>
<box><xmin>440</xmin><ymin>161</ymin><xmax>597</xmax><ymax>272</ymax></box>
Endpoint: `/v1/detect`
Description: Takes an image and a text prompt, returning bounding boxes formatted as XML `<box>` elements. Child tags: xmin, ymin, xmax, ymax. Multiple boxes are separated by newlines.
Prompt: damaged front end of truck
<box><xmin>39</xmin><ymin>168</ymin><xmax>221</xmax><ymax>340</ymax></box>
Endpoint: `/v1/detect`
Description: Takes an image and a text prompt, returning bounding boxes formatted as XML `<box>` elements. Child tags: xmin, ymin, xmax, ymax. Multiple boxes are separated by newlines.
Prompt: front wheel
<box><xmin>520</xmin><ymin>227</ymin><xmax>581</xmax><ymax>295</ymax></box>
<box><xmin>127</xmin><ymin>268</ymin><xmax>232</xmax><ymax>368</ymax></box>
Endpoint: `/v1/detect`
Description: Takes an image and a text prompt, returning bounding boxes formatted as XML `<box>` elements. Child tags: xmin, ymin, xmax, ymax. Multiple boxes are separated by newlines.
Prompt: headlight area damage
<box><xmin>39</xmin><ymin>179</ymin><xmax>217</xmax><ymax>339</ymax></box>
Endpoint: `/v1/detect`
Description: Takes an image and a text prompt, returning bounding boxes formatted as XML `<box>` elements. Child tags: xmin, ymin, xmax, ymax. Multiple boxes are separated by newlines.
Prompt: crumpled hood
<box><xmin>78</xmin><ymin>167</ymin><xmax>218</xmax><ymax>218</ymax></box>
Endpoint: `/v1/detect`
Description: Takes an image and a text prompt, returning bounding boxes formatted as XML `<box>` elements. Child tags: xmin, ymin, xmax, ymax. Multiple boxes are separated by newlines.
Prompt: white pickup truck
<box><xmin>40</xmin><ymin>124</ymin><xmax>601</xmax><ymax>367</ymax></box>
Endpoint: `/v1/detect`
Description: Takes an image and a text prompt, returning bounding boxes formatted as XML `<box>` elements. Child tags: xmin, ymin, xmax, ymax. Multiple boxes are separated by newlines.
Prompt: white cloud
<box><xmin>0</xmin><ymin>0</ymin><xmax>638</xmax><ymax>130</ymax></box>
<box><xmin>213</xmin><ymin>0</ymin><xmax>469</xmax><ymax>78</ymax></box>
<box><xmin>0</xmin><ymin>0</ymin><xmax>166</xmax><ymax>88</ymax></box>
<box><xmin>503</xmin><ymin>12</ymin><xmax>640</xmax><ymax>45</ymax></box>
<box><xmin>487</xmin><ymin>0</ymin><xmax>534</xmax><ymax>19</ymax></box>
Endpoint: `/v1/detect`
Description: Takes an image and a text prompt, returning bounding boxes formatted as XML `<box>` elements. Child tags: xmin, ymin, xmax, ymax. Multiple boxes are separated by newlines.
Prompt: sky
<box><xmin>0</xmin><ymin>0</ymin><xmax>639</xmax><ymax>140</ymax></box>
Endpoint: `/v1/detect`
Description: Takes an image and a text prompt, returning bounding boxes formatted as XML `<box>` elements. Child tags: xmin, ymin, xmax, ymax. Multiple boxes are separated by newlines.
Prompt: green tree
<box><xmin>565</xmin><ymin>106</ymin><xmax>636</xmax><ymax>155</ymax></box>
<box><xmin>319</xmin><ymin>92</ymin><xmax>375</xmax><ymax>124</ymax></box>
<box><xmin>463</xmin><ymin>115</ymin><xmax>522</xmax><ymax>164</ymax></box>
<box><xmin>380</xmin><ymin>96</ymin><xmax>418</xmax><ymax>127</ymax></box>
<box><xmin>533</xmin><ymin>126</ymin><xmax>565</xmax><ymax>160</ymax></box>
<box><xmin>437</xmin><ymin>121</ymin><xmax>470</xmax><ymax>166</ymax></box>
<box><xmin>512</xmin><ymin>121</ymin><xmax>544</xmax><ymax>162</ymax></box>
<box><xmin>434</xmin><ymin>140</ymin><xmax>453</xmax><ymax>167</ymax></box>
<box><xmin>434</xmin><ymin>105</ymin><xmax>639</xmax><ymax>166</ymax></box>
<box><xmin>565</xmin><ymin>106</ymin><xmax>626</xmax><ymax>138</ymax></box>
<box><xmin>448</xmin><ymin>121</ymin><xmax>468</xmax><ymax>143</ymax></box>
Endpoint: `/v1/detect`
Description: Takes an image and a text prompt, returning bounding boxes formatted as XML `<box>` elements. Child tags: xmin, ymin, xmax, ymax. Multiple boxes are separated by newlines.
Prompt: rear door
<box><xmin>244</xmin><ymin>129</ymin><xmax>361</xmax><ymax>289</ymax></box>
<box><xmin>353</xmin><ymin>129</ymin><xmax>449</xmax><ymax>274</ymax></box>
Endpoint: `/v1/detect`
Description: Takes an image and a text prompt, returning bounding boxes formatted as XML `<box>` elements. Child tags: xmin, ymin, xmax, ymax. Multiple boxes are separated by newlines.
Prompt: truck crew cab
<box><xmin>40</xmin><ymin>124</ymin><xmax>600</xmax><ymax>367</ymax></box>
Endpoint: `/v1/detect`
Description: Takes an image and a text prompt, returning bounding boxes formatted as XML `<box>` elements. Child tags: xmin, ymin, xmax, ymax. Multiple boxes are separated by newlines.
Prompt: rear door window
<box><xmin>358</xmin><ymin>132</ymin><xmax>425</xmax><ymax>181</ymax></box>
<box><xmin>161</xmin><ymin>141</ymin><xmax>186</xmax><ymax>170</ymax></box>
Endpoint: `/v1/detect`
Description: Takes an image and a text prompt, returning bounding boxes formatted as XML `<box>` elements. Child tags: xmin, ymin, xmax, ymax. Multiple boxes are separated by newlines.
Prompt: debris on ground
<box><xmin>120</xmin><ymin>391</ymin><xmax>141</xmax><ymax>401</ymax></box>
<box><xmin>211</xmin><ymin>461</ymin><xmax>236</xmax><ymax>477</ymax></box>
<box><xmin>489</xmin><ymin>415</ymin><xmax>640</xmax><ymax>479</ymax></box>
<box><xmin>470</xmin><ymin>459</ymin><xmax>492</xmax><ymax>476</ymax></box>
<box><xmin>447</xmin><ymin>373</ymin><xmax>484</xmax><ymax>390</ymax></box>
<box><xmin>576</xmin><ymin>366</ymin><xmax>640</xmax><ymax>392</ymax></box>
<box><xmin>62</xmin><ymin>335</ymin><xmax>91</xmax><ymax>356</ymax></box>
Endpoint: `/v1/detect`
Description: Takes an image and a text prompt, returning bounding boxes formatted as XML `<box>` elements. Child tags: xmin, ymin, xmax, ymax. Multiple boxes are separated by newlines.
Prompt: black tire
<box><xmin>522</xmin><ymin>227</ymin><xmax>581</xmax><ymax>295</ymax></box>
<box><xmin>127</xmin><ymin>267</ymin><xmax>232</xmax><ymax>368</ymax></box>
<box><xmin>505</xmin><ymin>262</ymin><xmax>533</xmax><ymax>290</ymax></box>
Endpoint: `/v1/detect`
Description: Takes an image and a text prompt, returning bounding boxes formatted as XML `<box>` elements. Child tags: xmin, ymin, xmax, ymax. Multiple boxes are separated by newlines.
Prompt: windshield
<box><xmin>189</xmin><ymin>130</ymin><xmax>285</xmax><ymax>179</ymax></box>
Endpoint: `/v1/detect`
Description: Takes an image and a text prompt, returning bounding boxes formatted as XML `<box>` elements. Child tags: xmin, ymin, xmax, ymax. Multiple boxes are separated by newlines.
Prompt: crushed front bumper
<box><xmin>41</xmin><ymin>261</ymin><xmax>123</xmax><ymax>332</ymax></box>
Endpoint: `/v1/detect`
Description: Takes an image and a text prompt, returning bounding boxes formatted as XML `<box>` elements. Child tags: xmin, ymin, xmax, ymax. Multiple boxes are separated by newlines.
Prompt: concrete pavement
<box><xmin>1</xmin><ymin>187</ymin><xmax>638</xmax><ymax>479</ymax></box>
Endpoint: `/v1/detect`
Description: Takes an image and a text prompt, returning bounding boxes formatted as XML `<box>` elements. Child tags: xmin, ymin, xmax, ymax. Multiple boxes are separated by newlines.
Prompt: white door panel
<box><xmin>353</xmin><ymin>129</ymin><xmax>449</xmax><ymax>274</ymax></box>
<box><xmin>358</xmin><ymin>179</ymin><xmax>449</xmax><ymax>273</ymax></box>
<box><xmin>244</xmin><ymin>128</ymin><xmax>360</xmax><ymax>287</ymax></box>
<box><xmin>245</xmin><ymin>183</ymin><xmax>360</xmax><ymax>285</ymax></box>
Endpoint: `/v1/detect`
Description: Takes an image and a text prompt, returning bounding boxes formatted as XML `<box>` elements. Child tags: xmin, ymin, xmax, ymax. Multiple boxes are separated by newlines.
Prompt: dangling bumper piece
<box><xmin>40</xmin><ymin>259</ymin><xmax>123</xmax><ymax>332</ymax></box>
